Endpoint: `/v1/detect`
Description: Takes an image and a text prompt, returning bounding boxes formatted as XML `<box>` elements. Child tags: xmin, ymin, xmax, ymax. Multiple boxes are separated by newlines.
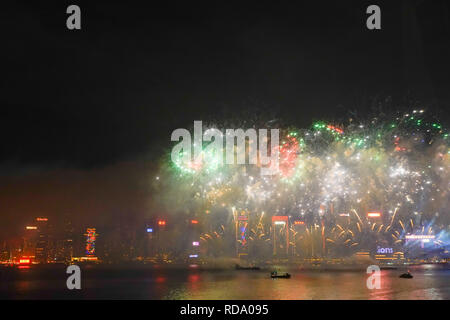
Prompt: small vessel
<box><xmin>380</xmin><ymin>266</ymin><xmax>397</xmax><ymax>270</ymax></box>
<box><xmin>235</xmin><ymin>264</ymin><xmax>260</xmax><ymax>270</ymax></box>
<box><xmin>271</xmin><ymin>271</ymin><xmax>291</xmax><ymax>279</ymax></box>
<box><xmin>399</xmin><ymin>271</ymin><xmax>413</xmax><ymax>279</ymax></box>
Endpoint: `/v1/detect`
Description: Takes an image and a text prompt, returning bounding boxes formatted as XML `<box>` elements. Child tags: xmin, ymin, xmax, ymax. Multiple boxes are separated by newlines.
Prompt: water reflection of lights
<box><xmin>18</xmin><ymin>266</ymin><xmax>30</xmax><ymax>269</ymax></box>
<box><xmin>188</xmin><ymin>274</ymin><xmax>200</xmax><ymax>282</ymax></box>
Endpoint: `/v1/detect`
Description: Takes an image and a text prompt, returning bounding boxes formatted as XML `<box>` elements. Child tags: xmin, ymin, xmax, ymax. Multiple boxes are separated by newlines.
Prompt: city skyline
<box><xmin>1</xmin><ymin>0</ymin><xmax>449</xmax><ymax>303</ymax></box>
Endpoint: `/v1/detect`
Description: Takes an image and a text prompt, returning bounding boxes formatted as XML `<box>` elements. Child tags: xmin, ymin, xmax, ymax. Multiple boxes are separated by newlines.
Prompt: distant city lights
<box><xmin>158</xmin><ymin>220</ymin><xmax>166</xmax><ymax>226</ymax></box>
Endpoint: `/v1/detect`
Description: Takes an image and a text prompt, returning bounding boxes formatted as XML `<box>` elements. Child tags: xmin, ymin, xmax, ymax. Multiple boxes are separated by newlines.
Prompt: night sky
<box><xmin>1</xmin><ymin>1</ymin><xmax>449</xmax><ymax>238</ymax></box>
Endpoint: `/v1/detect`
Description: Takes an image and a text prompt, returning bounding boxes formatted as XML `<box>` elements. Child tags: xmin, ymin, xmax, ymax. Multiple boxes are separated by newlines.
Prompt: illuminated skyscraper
<box><xmin>272</xmin><ymin>216</ymin><xmax>289</xmax><ymax>258</ymax></box>
<box><xmin>85</xmin><ymin>228</ymin><xmax>97</xmax><ymax>257</ymax></box>
<box><xmin>292</xmin><ymin>220</ymin><xmax>306</xmax><ymax>256</ymax></box>
<box><xmin>188</xmin><ymin>219</ymin><xmax>200</xmax><ymax>261</ymax></box>
<box><xmin>62</xmin><ymin>219</ymin><xmax>74</xmax><ymax>263</ymax></box>
<box><xmin>236</xmin><ymin>211</ymin><xmax>249</xmax><ymax>258</ymax></box>
<box><xmin>35</xmin><ymin>217</ymin><xmax>49</xmax><ymax>263</ymax></box>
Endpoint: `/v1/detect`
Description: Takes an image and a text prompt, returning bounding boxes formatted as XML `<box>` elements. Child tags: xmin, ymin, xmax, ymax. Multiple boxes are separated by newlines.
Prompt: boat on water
<box><xmin>380</xmin><ymin>266</ymin><xmax>398</xmax><ymax>270</ymax></box>
<box><xmin>271</xmin><ymin>271</ymin><xmax>291</xmax><ymax>279</ymax></box>
<box><xmin>399</xmin><ymin>271</ymin><xmax>413</xmax><ymax>279</ymax></box>
<box><xmin>235</xmin><ymin>264</ymin><xmax>260</xmax><ymax>270</ymax></box>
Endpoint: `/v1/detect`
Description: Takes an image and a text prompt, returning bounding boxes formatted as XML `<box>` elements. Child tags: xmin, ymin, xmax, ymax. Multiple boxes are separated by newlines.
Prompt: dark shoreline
<box><xmin>1</xmin><ymin>262</ymin><xmax>448</xmax><ymax>273</ymax></box>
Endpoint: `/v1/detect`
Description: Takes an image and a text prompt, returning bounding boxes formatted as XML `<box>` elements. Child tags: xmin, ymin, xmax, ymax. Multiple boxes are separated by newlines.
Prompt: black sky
<box><xmin>1</xmin><ymin>0</ymin><xmax>450</xmax><ymax>169</ymax></box>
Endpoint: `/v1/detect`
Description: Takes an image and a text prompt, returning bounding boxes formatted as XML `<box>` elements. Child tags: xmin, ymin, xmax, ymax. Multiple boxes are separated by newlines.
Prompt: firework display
<box><xmin>155</xmin><ymin>110</ymin><xmax>449</xmax><ymax>259</ymax></box>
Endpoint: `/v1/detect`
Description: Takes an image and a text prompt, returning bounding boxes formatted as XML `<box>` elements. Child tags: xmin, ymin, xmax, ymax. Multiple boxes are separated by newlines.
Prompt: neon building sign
<box><xmin>377</xmin><ymin>246</ymin><xmax>393</xmax><ymax>254</ymax></box>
